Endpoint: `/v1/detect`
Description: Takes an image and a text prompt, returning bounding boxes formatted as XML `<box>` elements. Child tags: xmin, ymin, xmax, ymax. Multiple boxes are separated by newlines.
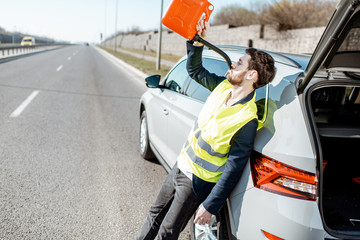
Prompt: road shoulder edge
<box><xmin>94</xmin><ymin>46</ymin><xmax>149</xmax><ymax>80</ymax></box>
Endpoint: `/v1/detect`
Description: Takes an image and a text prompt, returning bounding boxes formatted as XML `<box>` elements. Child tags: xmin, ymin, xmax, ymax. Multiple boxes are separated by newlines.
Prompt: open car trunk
<box><xmin>309</xmin><ymin>83</ymin><xmax>360</xmax><ymax>238</ymax></box>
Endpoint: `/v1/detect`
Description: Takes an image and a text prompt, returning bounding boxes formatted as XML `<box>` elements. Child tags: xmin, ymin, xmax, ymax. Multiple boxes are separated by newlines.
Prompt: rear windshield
<box><xmin>327</xmin><ymin>12</ymin><xmax>360</xmax><ymax>72</ymax></box>
<box><xmin>338</xmin><ymin>28</ymin><xmax>360</xmax><ymax>52</ymax></box>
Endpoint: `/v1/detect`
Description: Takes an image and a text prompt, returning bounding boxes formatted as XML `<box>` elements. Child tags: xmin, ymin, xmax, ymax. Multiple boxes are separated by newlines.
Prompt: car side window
<box><xmin>164</xmin><ymin>60</ymin><xmax>190</xmax><ymax>94</ymax></box>
<box><xmin>255</xmin><ymin>85</ymin><xmax>268</xmax><ymax>121</ymax></box>
<box><xmin>186</xmin><ymin>58</ymin><xmax>228</xmax><ymax>102</ymax></box>
<box><xmin>203</xmin><ymin>58</ymin><xmax>228</xmax><ymax>76</ymax></box>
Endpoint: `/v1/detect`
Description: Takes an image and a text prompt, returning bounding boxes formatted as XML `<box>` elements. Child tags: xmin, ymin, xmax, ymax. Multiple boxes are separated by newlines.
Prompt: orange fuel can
<box><xmin>162</xmin><ymin>0</ymin><xmax>214</xmax><ymax>39</ymax></box>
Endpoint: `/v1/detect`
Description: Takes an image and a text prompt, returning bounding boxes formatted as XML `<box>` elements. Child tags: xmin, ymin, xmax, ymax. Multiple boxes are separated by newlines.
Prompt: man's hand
<box><xmin>194</xmin><ymin>16</ymin><xmax>210</xmax><ymax>46</ymax></box>
<box><xmin>194</xmin><ymin>205</ymin><xmax>213</xmax><ymax>225</ymax></box>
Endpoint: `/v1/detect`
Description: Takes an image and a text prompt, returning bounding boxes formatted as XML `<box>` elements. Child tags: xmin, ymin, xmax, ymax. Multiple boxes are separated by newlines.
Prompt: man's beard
<box><xmin>226</xmin><ymin>69</ymin><xmax>244</xmax><ymax>86</ymax></box>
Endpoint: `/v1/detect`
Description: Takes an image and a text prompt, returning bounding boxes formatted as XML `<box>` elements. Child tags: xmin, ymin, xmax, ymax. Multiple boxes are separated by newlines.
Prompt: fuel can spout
<box><xmin>193</xmin><ymin>34</ymin><xmax>232</xmax><ymax>69</ymax></box>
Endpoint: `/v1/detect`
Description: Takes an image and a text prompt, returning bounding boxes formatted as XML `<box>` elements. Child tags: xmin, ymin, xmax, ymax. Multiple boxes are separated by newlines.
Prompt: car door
<box><xmin>146</xmin><ymin>86</ymin><xmax>173</xmax><ymax>161</ymax></box>
<box><xmin>166</xmin><ymin>57</ymin><xmax>229</xmax><ymax>168</ymax></box>
<box><xmin>150</xmin><ymin>60</ymin><xmax>192</xmax><ymax>168</ymax></box>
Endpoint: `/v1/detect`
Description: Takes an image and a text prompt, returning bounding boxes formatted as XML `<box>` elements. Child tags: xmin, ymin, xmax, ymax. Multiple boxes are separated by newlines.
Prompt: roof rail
<box><xmin>205</xmin><ymin>44</ymin><xmax>301</xmax><ymax>68</ymax></box>
<box><xmin>204</xmin><ymin>45</ymin><xmax>247</xmax><ymax>52</ymax></box>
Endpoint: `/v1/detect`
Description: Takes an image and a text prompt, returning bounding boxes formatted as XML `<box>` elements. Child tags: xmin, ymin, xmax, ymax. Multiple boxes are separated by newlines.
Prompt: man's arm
<box><xmin>186</xmin><ymin>16</ymin><xmax>225</xmax><ymax>91</ymax></box>
<box><xmin>186</xmin><ymin>41</ymin><xmax>226</xmax><ymax>91</ymax></box>
<box><xmin>194</xmin><ymin>119</ymin><xmax>258</xmax><ymax>223</ymax></box>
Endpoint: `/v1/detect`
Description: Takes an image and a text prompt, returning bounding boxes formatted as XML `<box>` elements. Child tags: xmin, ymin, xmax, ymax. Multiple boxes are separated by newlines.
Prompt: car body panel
<box><xmin>228</xmin><ymin>165</ymin><xmax>325</xmax><ymax>239</ymax></box>
<box><xmin>142</xmin><ymin>89</ymin><xmax>171</xmax><ymax>159</ymax></box>
<box><xmin>253</xmin><ymin>62</ymin><xmax>317</xmax><ymax>173</ymax></box>
<box><xmin>165</xmin><ymin>91</ymin><xmax>203</xmax><ymax>168</ymax></box>
<box><xmin>229</xmin><ymin>187</ymin><xmax>323</xmax><ymax>240</ymax></box>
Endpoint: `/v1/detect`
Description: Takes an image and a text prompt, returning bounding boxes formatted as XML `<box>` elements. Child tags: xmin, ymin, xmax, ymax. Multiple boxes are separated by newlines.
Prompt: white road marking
<box><xmin>10</xmin><ymin>90</ymin><xmax>40</xmax><ymax>118</ymax></box>
<box><xmin>56</xmin><ymin>65</ymin><xmax>63</xmax><ymax>71</ymax></box>
<box><xmin>68</xmin><ymin>57</ymin><xmax>71</xmax><ymax>61</ymax></box>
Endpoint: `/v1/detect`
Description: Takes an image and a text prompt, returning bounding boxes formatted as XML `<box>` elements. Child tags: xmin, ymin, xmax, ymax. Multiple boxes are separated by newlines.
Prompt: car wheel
<box><xmin>190</xmin><ymin>210</ymin><xmax>229</xmax><ymax>240</ymax></box>
<box><xmin>140</xmin><ymin>111</ymin><xmax>155</xmax><ymax>159</ymax></box>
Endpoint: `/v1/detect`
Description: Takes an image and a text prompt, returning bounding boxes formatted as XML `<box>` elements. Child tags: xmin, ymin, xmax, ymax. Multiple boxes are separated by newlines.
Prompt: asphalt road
<box><xmin>0</xmin><ymin>45</ymin><xmax>191</xmax><ymax>239</ymax></box>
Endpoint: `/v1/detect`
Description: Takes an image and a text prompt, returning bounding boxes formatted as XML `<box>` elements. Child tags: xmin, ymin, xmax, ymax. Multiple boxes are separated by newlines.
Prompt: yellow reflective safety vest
<box><xmin>179</xmin><ymin>80</ymin><xmax>258</xmax><ymax>183</ymax></box>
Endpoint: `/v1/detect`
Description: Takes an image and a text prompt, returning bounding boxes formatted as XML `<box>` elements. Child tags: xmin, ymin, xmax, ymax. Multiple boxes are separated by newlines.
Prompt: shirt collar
<box><xmin>231</xmin><ymin>90</ymin><xmax>255</xmax><ymax>106</ymax></box>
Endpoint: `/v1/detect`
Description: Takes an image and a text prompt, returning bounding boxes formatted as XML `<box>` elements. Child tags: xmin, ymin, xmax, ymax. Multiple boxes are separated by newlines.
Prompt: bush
<box><xmin>260</xmin><ymin>0</ymin><xmax>338</xmax><ymax>31</ymax></box>
<box><xmin>212</xmin><ymin>5</ymin><xmax>259</xmax><ymax>27</ymax></box>
<box><xmin>212</xmin><ymin>0</ymin><xmax>337</xmax><ymax>31</ymax></box>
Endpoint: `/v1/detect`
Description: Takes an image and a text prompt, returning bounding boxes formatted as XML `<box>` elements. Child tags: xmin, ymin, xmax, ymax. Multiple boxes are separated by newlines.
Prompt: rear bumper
<box><xmin>228</xmin><ymin>187</ymin><xmax>326</xmax><ymax>239</ymax></box>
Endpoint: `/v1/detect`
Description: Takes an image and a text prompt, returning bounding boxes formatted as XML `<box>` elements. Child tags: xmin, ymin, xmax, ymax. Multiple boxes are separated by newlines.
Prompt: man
<box><xmin>135</xmin><ymin>19</ymin><xmax>276</xmax><ymax>240</ymax></box>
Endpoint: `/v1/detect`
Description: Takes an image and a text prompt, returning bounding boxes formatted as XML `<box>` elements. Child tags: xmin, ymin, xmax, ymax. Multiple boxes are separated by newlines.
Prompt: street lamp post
<box><xmin>104</xmin><ymin>0</ymin><xmax>107</xmax><ymax>46</ymax></box>
<box><xmin>156</xmin><ymin>0</ymin><xmax>164</xmax><ymax>71</ymax></box>
<box><xmin>114</xmin><ymin>0</ymin><xmax>119</xmax><ymax>53</ymax></box>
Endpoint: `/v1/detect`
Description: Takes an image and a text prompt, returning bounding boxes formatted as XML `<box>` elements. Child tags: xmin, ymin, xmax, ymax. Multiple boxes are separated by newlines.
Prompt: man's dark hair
<box><xmin>246</xmin><ymin>48</ymin><xmax>276</xmax><ymax>89</ymax></box>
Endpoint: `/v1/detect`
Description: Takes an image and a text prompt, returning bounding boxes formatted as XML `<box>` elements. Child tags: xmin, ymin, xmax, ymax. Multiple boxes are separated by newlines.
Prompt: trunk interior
<box><xmin>310</xmin><ymin>84</ymin><xmax>360</xmax><ymax>237</ymax></box>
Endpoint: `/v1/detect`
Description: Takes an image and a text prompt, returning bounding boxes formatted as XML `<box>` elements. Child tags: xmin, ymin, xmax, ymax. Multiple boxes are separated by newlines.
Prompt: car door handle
<box><xmin>163</xmin><ymin>109</ymin><xmax>169</xmax><ymax>115</ymax></box>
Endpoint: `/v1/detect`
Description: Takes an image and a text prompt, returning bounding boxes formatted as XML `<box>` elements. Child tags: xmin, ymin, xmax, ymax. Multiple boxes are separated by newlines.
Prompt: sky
<box><xmin>0</xmin><ymin>0</ymin><xmax>261</xmax><ymax>43</ymax></box>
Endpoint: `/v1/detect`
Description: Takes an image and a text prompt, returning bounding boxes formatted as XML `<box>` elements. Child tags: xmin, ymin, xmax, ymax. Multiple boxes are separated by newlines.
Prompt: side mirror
<box><xmin>145</xmin><ymin>75</ymin><xmax>161</xmax><ymax>88</ymax></box>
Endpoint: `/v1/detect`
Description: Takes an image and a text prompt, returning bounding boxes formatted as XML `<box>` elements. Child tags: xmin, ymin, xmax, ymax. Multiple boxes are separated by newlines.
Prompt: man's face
<box><xmin>226</xmin><ymin>54</ymin><xmax>251</xmax><ymax>86</ymax></box>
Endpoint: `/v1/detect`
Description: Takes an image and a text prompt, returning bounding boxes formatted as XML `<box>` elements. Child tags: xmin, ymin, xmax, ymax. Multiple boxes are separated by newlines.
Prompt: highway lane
<box><xmin>0</xmin><ymin>45</ymin><xmax>191</xmax><ymax>239</ymax></box>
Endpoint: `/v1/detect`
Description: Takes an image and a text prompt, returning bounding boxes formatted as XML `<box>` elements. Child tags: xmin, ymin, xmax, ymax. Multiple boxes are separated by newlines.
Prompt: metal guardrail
<box><xmin>0</xmin><ymin>44</ymin><xmax>66</xmax><ymax>59</ymax></box>
<box><xmin>0</xmin><ymin>45</ymin><xmax>37</xmax><ymax>57</ymax></box>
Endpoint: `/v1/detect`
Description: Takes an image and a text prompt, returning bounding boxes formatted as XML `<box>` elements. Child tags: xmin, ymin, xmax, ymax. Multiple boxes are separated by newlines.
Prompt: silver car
<box><xmin>139</xmin><ymin>1</ymin><xmax>360</xmax><ymax>239</ymax></box>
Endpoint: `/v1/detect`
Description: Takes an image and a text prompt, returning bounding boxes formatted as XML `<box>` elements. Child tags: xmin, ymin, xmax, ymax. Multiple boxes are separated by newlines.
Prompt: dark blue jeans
<box><xmin>135</xmin><ymin>165</ymin><xmax>202</xmax><ymax>240</ymax></box>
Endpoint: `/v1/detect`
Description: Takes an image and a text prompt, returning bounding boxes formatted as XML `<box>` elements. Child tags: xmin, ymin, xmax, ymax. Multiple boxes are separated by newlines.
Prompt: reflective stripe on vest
<box><xmin>195</xmin><ymin>131</ymin><xmax>228</xmax><ymax>158</ymax></box>
<box><xmin>186</xmin><ymin>145</ymin><xmax>225</xmax><ymax>173</ymax></box>
<box><xmin>181</xmin><ymin>80</ymin><xmax>258</xmax><ymax>183</ymax></box>
<box><xmin>184</xmin><ymin>129</ymin><xmax>228</xmax><ymax>161</ymax></box>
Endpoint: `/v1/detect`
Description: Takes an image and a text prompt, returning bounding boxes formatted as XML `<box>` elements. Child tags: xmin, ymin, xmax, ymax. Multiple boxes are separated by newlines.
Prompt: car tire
<box><xmin>190</xmin><ymin>209</ymin><xmax>229</xmax><ymax>240</ymax></box>
<box><xmin>140</xmin><ymin>111</ymin><xmax>155</xmax><ymax>159</ymax></box>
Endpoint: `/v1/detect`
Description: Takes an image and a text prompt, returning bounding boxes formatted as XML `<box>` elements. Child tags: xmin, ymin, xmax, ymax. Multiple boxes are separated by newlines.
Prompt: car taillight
<box><xmin>353</xmin><ymin>177</ymin><xmax>360</xmax><ymax>184</ymax></box>
<box><xmin>250</xmin><ymin>152</ymin><xmax>317</xmax><ymax>200</ymax></box>
<box><xmin>323</xmin><ymin>159</ymin><xmax>328</xmax><ymax>171</ymax></box>
<box><xmin>262</xmin><ymin>230</ymin><xmax>284</xmax><ymax>240</ymax></box>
